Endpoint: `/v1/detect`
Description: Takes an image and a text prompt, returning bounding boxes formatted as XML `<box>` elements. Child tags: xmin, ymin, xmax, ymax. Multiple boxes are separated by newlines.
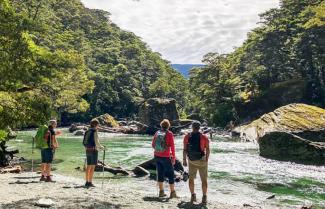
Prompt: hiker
<box><xmin>183</xmin><ymin>121</ymin><xmax>210</xmax><ymax>205</ymax></box>
<box><xmin>83</xmin><ymin>119</ymin><xmax>105</xmax><ymax>187</ymax></box>
<box><xmin>152</xmin><ymin>119</ymin><xmax>178</xmax><ymax>198</ymax></box>
<box><xmin>40</xmin><ymin>119</ymin><xmax>60</xmax><ymax>182</ymax></box>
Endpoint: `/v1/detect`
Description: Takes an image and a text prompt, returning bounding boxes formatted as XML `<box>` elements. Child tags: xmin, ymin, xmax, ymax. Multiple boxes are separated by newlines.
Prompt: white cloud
<box><xmin>81</xmin><ymin>0</ymin><xmax>279</xmax><ymax>64</ymax></box>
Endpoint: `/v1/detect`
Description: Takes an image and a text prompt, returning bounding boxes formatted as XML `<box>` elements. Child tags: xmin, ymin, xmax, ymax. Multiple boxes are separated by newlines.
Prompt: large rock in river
<box><xmin>236</xmin><ymin>103</ymin><xmax>325</xmax><ymax>165</ymax></box>
<box><xmin>93</xmin><ymin>114</ymin><xmax>119</xmax><ymax>128</ymax></box>
<box><xmin>259</xmin><ymin>132</ymin><xmax>325</xmax><ymax>165</ymax></box>
<box><xmin>234</xmin><ymin>103</ymin><xmax>325</xmax><ymax>142</ymax></box>
<box><xmin>138</xmin><ymin>98</ymin><xmax>179</xmax><ymax>133</ymax></box>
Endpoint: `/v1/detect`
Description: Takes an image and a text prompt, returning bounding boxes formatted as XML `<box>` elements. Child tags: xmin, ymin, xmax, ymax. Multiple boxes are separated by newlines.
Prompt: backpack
<box><xmin>154</xmin><ymin>130</ymin><xmax>168</xmax><ymax>152</ymax></box>
<box><xmin>187</xmin><ymin>132</ymin><xmax>204</xmax><ymax>161</ymax></box>
<box><xmin>35</xmin><ymin>125</ymin><xmax>49</xmax><ymax>149</ymax></box>
<box><xmin>83</xmin><ymin>129</ymin><xmax>95</xmax><ymax>147</ymax></box>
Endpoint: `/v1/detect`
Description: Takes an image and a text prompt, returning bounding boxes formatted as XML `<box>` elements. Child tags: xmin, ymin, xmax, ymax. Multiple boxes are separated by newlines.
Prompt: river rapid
<box><xmin>7</xmin><ymin>129</ymin><xmax>325</xmax><ymax>209</ymax></box>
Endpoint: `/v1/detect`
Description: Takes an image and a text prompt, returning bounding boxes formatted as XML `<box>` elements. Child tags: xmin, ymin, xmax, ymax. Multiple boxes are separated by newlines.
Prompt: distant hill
<box><xmin>171</xmin><ymin>64</ymin><xmax>205</xmax><ymax>78</ymax></box>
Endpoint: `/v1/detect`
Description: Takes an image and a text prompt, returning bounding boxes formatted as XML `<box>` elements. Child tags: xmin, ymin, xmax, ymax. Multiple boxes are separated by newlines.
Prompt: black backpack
<box><xmin>187</xmin><ymin>132</ymin><xmax>205</xmax><ymax>161</ymax></box>
<box><xmin>83</xmin><ymin>129</ymin><xmax>95</xmax><ymax>147</ymax></box>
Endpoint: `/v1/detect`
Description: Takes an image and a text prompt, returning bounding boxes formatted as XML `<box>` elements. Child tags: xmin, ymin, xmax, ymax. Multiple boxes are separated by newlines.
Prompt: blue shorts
<box><xmin>41</xmin><ymin>148</ymin><xmax>54</xmax><ymax>164</ymax></box>
<box><xmin>155</xmin><ymin>156</ymin><xmax>175</xmax><ymax>184</ymax></box>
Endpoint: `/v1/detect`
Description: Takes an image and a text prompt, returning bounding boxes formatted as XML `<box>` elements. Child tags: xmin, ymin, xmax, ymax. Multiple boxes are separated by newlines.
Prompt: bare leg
<box><xmin>202</xmin><ymin>179</ymin><xmax>208</xmax><ymax>195</ymax></box>
<box><xmin>41</xmin><ymin>163</ymin><xmax>46</xmax><ymax>176</ymax></box>
<box><xmin>46</xmin><ymin>164</ymin><xmax>51</xmax><ymax>177</ymax></box>
<box><xmin>169</xmin><ymin>184</ymin><xmax>175</xmax><ymax>192</ymax></box>
<box><xmin>158</xmin><ymin>182</ymin><xmax>164</xmax><ymax>191</ymax></box>
<box><xmin>89</xmin><ymin>165</ymin><xmax>96</xmax><ymax>182</ymax></box>
<box><xmin>85</xmin><ymin>165</ymin><xmax>90</xmax><ymax>182</ymax></box>
<box><xmin>189</xmin><ymin>178</ymin><xmax>195</xmax><ymax>194</ymax></box>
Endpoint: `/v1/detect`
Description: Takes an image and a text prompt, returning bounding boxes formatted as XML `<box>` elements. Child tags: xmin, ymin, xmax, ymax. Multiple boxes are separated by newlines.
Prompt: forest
<box><xmin>1</xmin><ymin>0</ymin><xmax>324</xmax><ymax>137</ymax></box>
<box><xmin>188</xmin><ymin>0</ymin><xmax>325</xmax><ymax>126</ymax></box>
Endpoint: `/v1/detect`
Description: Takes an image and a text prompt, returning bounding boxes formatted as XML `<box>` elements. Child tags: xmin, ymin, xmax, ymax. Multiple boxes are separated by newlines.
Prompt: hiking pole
<box><xmin>156</xmin><ymin>161</ymin><xmax>159</xmax><ymax>197</ymax></box>
<box><xmin>101</xmin><ymin>146</ymin><xmax>106</xmax><ymax>189</ymax></box>
<box><xmin>32</xmin><ymin>137</ymin><xmax>35</xmax><ymax>177</ymax></box>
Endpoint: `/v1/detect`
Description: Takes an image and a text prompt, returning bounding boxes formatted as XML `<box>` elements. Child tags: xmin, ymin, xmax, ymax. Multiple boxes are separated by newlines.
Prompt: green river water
<box><xmin>7</xmin><ymin>129</ymin><xmax>325</xmax><ymax>208</ymax></box>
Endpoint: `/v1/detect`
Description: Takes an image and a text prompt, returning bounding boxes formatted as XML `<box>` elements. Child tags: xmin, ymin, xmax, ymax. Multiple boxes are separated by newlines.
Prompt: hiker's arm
<box><xmin>170</xmin><ymin>133</ymin><xmax>176</xmax><ymax>165</ymax></box>
<box><xmin>94</xmin><ymin>132</ymin><xmax>104</xmax><ymax>150</ymax></box>
<box><xmin>205</xmin><ymin>138</ymin><xmax>210</xmax><ymax>162</ymax></box>
<box><xmin>52</xmin><ymin>135</ymin><xmax>59</xmax><ymax>149</ymax></box>
<box><xmin>183</xmin><ymin>135</ymin><xmax>188</xmax><ymax>167</ymax></box>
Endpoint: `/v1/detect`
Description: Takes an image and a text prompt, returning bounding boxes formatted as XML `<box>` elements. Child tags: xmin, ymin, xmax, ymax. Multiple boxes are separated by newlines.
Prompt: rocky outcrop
<box><xmin>234</xmin><ymin>103</ymin><xmax>325</xmax><ymax>142</ymax></box>
<box><xmin>93</xmin><ymin>114</ymin><xmax>119</xmax><ymax>128</ymax></box>
<box><xmin>259</xmin><ymin>132</ymin><xmax>325</xmax><ymax>165</ymax></box>
<box><xmin>138</xmin><ymin>98</ymin><xmax>179</xmax><ymax>133</ymax></box>
<box><xmin>236</xmin><ymin>103</ymin><xmax>325</xmax><ymax>165</ymax></box>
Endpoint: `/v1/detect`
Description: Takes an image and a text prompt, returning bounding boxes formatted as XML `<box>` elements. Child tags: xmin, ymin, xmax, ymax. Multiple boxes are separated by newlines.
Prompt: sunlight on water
<box><xmin>7</xmin><ymin>129</ymin><xmax>325</xmax><ymax>208</ymax></box>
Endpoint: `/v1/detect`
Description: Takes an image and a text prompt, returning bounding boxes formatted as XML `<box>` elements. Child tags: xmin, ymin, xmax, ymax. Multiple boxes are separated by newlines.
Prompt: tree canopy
<box><xmin>189</xmin><ymin>0</ymin><xmax>325</xmax><ymax>126</ymax></box>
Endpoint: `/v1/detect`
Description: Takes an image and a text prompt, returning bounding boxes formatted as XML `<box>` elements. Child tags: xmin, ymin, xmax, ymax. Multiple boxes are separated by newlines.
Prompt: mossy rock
<box><xmin>93</xmin><ymin>114</ymin><xmax>119</xmax><ymax>128</ymax></box>
<box><xmin>236</xmin><ymin>103</ymin><xmax>325</xmax><ymax>142</ymax></box>
<box><xmin>138</xmin><ymin>98</ymin><xmax>179</xmax><ymax>131</ymax></box>
<box><xmin>259</xmin><ymin>132</ymin><xmax>325</xmax><ymax>165</ymax></box>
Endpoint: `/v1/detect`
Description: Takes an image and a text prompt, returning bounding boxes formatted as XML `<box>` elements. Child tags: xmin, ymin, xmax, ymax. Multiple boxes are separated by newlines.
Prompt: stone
<box><xmin>93</xmin><ymin>114</ymin><xmax>119</xmax><ymax>128</ymax></box>
<box><xmin>35</xmin><ymin>198</ymin><xmax>55</xmax><ymax>208</ymax></box>
<box><xmin>132</xmin><ymin>166</ymin><xmax>150</xmax><ymax>177</ymax></box>
<box><xmin>236</xmin><ymin>103</ymin><xmax>325</xmax><ymax>165</ymax></box>
<box><xmin>138</xmin><ymin>98</ymin><xmax>179</xmax><ymax>133</ymax></box>
<box><xmin>74</xmin><ymin>130</ymin><xmax>85</xmax><ymax>136</ymax></box>
<box><xmin>259</xmin><ymin>132</ymin><xmax>325</xmax><ymax>165</ymax></box>
<box><xmin>235</xmin><ymin>103</ymin><xmax>325</xmax><ymax>142</ymax></box>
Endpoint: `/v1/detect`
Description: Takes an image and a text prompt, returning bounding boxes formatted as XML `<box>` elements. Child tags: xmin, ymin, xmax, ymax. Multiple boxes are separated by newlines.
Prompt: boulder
<box><xmin>93</xmin><ymin>114</ymin><xmax>119</xmax><ymax>128</ymax></box>
<box><xmin>259</xmin><ymin>132</ymin><xmax>325</xmax><ymax>165</ymax></box>
<box><xmin>236</xmin><ymin>103</ymin><xmax>325</xmax><ymax>142</ymax></box>
<box><xmin>69</xmin><ymin>123</ymin><xmax>87</xmax><ymax>133</ymax></box>
<box><xmin>132</xmin><ymin>166</ymin><xmax>150</xmax><ymax>177</ymax></box>
<box><xmin>138</xmin><ymin>98</ymin><xmax>179</xmax><ymax>133</ymax></box>
<box><xmin>74</xmin><ymin>130</ymin><xmax>85</xmax><ymax>136</ymax></box>
<box><xmin>237</xmin><ymin>103</ymin><xmax>325</xmax><ymax>165</ymax></box>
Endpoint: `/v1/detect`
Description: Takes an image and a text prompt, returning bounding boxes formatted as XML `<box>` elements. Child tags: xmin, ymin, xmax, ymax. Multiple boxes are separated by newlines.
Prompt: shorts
<box><xmin>86</xmin><ymin>149</ymin><xmax>98</xmax><ymax>165</ymax></box>
<box><xmin>188</xmin><ymin>157</ymin><xmax>208</xmax><ymax>181</ymax></box>
<box><xmin>41</xmin><ymin>148</ymin><xmax>55</xmax><ymax>164</ymax></box>
<box><xmin>155</xmin><ymin>156</ymin><xmax>175</xmax><ymax>184</ymax></box>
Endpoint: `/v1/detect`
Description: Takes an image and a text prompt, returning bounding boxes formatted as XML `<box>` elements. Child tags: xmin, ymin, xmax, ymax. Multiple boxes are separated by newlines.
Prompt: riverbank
<box><xmin>4</xmin><ymin>130</ymin><xmax>325</xmax><ymax>209</ymax></box>
<box><xmin>0</xmin><ymin>172</ymin><xmax>236</xmax><ymax>209</ymax></box>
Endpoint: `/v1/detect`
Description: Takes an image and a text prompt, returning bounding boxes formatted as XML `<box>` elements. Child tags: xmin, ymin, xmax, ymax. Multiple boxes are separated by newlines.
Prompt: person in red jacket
<box><xmin>152</xmin><ymin>119</ymin><xmax>178</xmax><ymax>198</ymax></box>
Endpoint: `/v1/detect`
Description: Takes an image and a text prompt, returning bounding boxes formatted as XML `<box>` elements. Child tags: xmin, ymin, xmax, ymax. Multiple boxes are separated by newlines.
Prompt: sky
<box><xmin>81</xmin><ymin>0</ymin><xmax>279</xmax><ymax>64</ymax></box>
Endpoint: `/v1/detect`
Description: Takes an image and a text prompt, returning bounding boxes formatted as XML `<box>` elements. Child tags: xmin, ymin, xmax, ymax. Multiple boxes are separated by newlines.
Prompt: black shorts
<box><xmin>41</xmin><ymin>148</ymin><xmax>55</xmax><ymax>164</ymax></box>
<box><xmin>155</xmin><ymin>156</ymin><xmax>175</xmax><ymax>184</ymax></box>
<box><xmin>86</xmin><ymin>149</ymin><xmax>98</xmax><ymax>165</ymax></box>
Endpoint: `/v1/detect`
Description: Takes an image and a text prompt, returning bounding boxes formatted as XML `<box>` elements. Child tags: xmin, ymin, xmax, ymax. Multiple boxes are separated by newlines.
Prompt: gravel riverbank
<box><xmin>0</xmin><ymin>172</ymin><xmax>241</xmax><ymax>209</ymax></box>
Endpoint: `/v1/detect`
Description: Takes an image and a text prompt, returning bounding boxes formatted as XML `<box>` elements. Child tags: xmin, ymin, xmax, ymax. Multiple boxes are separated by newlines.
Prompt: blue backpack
<box><xmin>154</xmin><ymin>130</ymin><xmax>168</xmax><ymax>152</ymax></box>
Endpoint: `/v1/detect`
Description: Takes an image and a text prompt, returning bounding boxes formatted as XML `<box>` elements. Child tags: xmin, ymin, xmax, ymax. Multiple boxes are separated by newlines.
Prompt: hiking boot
<box><xmin>40</xmin><ymin>175</ymin><xmax>46</xmax><ymax>182</ymax></box>
<box><xmin>88</xmin><ymin>182</ymin><xmax>95</xmax><ymax>187</ymax></box>
<box><xmin>170</xmin><ymin>191</ymin><xmax>178</xmax><ymax>199</ymax></box>
<box><xmin>159</xmin><ymin>190</ymin><xmax>167</xmax><ymax>198</ymax></box>
<box><xmin>190</xmin><ymin>193</ymin><xmax>197</xmax><ymax>203</ymax></box>
<box><xmin>85</xmin><ymin>182</ymin><xmax>90</xmax><ymax>187</ymax></box>
<box><xmin>202</xmin><ymin>195</ymin><xmax>207</xmax><ymax>205</ymax></box>
<box><xmin>45</xmin><ymin>176</ymin><xmax>54</xmax><ymax>182</ymax></box>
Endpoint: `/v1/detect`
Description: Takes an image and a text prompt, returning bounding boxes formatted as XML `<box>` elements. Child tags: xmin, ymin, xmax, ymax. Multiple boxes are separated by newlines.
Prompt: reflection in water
<box><xmin>8</xmin><ymin>130</ymin><xmax>325</xmax><ymax>208</ymax></box>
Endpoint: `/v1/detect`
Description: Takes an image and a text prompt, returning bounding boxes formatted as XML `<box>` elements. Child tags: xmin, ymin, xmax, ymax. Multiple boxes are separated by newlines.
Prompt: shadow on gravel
<box><xmin>13</xmin><ymin>176</ymin><xmax>40</xmax><ymax>179</ymax></box>
<box><xmin>0</xmin><ymin>198</ymin><xmax>121</xmax><ymax>209</ymax></box>
<box><xmin>177</xmin><ymin>201</ymin><xmax>208</xmax><ymax>209</ymax></box>
<box><xmin>143</xmin><ymin>196</ymin><xmax>169</xmax><ymax>203</ymax></box>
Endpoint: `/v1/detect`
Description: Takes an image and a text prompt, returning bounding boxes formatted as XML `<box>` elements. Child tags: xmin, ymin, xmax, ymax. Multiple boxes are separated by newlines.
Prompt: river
<box><xmin>7</xmin><ymin>129</ymin><xmax>325</xmax><ymax>209</ymax></box>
